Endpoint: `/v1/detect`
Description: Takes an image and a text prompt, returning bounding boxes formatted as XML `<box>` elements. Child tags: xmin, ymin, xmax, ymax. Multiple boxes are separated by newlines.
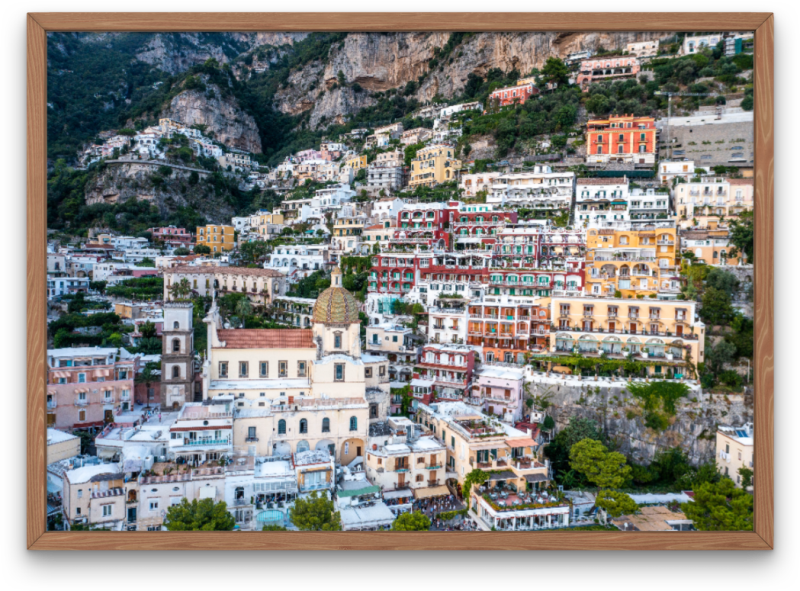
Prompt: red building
<box><xmin>452</xmin><ymin>204</ymin><xmax>517</xmax><ymax>249</ymax></box>
<box><xmin>577</xmin><ymin>56</ymin><xmax>641</xmax><ymax>90</ymax></box>
<box><xmin>392</xmin><ymin>201</ymin><xmax>460</xmax><ymax>252</ymax></box>
<box><xmin>488</xmin><ymin>82</ymin><xmax>539</xmax><ymax>108</ymax></box>
<box><xmin>585</xmin><ymin>115</ymin><xmax>657</xmax><ymax>164</ymax></box>
<box><xmin>414</xmin><ymin>343</ymin><xmax>476</xmax><ymax>403</ymax></box>
<box><xmin>148</xmin><ymin>226</ymin><xmax>193</xmax><ymax>246</ymax></box>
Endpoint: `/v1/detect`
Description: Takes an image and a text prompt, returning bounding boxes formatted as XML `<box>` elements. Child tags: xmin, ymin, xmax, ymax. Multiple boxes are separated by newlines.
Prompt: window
<box><xmin>77</xmin><ymin>489</ymin><xmax>83</xmax><ymax>498</ymax></box>
<box><xmin>103</xmin><ymin>505</ymin><xmax>112</xmax><ymax>517</ymax></box>
<box><xmin>172</xmin><ymin>366</ymin><xmax>180</xmax><ymax>379</ymax></box>
<box><xmin>298</xmin><ymin>361</ymin><xmax>307</xmax><ymax>378</ymax></box>
<box><xmin>335</xmin><ymin>364</ymin><xmax>345</xmax><ymax>381</ymax></box>
<box><xmin>78</xmin><ymin>373</ymin><xmax>86</xmax><ymax>383</ymax></box>
<box><xmin>299</xmin><ymin>419</ymin><xmax>308</xmax><ymax>434</ymax></box>
<box><xmin>334</xmin><ymin>334</ymin><xmax>342</xmax><ymax>349</ymax></box>
<box><xmin>278</xmin><ymin>420</ymin><xmax>286</xmax><ymax>435</ymax></box>
<box><xmin>279</xmin><ymin>361</ymin><xmax>287</xmax><ymax>378</ymax></box>
<box><xmin>260</xmin><ymin>361</ymin><xmax>268</xmax><ymax>378</ymax></box>
<box><xmin>173</xmin><ymin>321</ymin><xmax>180</xmax><ymax>329</ymax></box>
<box><xmin>172</xmin><ymin>338</ymin><xmax>181</xmax><ymax>353</ymax></box>
<box><xmin>149</xmin><ymin>501</ymin><xmax>159</xmax><ymax>511</ymax></box>
<box><xmin>365</xmin><ymin>367</ymin><xmax>373</xmax><ymax>378</ymax></box>
<box><xmin>349</xmin><ymin>416</ymin><xmax>358</xmax><ymax>431</ymax></box>
<box><xmin>322</xmin><ymin>418</ymin><xmax>330</xmax><ymax>433</ymax></box>
<box><xmin>78</xmin><ymin>410</ymin><xmax>86</xmax><ymax>422</ymax></box>
<box><xmin>248</xmin><ymin>426</ymin><xmax>256</xmax><ymax>439</ymax></box>
<box><xmin>219</xmin><ymin>362</ymin><xmax>228</xmax><ymax>378</ymax></box>
<box><xmin>379</xmin><ymin>365</ymin><xmax>386</xmax><ymax>376</ymax></box>
<box><xmin>239</xmin><ymin>361</ymin><xmax>248</xmax><ymax>378</ymax></box>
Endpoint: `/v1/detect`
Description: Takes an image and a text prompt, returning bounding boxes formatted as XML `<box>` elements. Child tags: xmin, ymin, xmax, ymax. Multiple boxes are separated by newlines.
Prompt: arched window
<box><xmin>296</xmin><ymin>440</ymin><xmax>310</xmax><ymax>453</ymax></box>
<box><xmin>278</xmin><ymin>419</ymin><xmax>286</xmax><ymax>435</ymax></box>
<box><xmin>299</xmin><ymin>419</ymin><xmax>308</xmax><ymax>434</ymax></box>
<box><xmin>322</xmin><ymin>418</ymin><xmax>330</xmax><ymax>433</ymax></box>
<box><xmin>172</xmin><ymin>366</ymin><xmax>180</xmax><ymax>379</ymax></box>
<box><xmin>172</xmin><ymin>338</ymin><xmax>180</xmax><ymax>353</ymax></box>
<box><xmin>349</xmin><ymin>416</ymin><xmax>358</xmax><ymax>431</ymax></box>
<box><xmin>173</xmin><ymin>321</ymin><xmax>180</xmax><ymax>329</ymax></box>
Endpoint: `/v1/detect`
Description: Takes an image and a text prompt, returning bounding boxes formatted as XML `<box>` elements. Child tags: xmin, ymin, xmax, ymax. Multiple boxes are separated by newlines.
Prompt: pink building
<box><xmin>148</xmin><ymin>226</ymin><xmax>193</xmax><ymax>246</ymax></box>
<box><xmin>473</xmin><ymin>366</ymin><xmax>526</xmax><ymax>422</ymax></box>
<box><xmin>488</xmin><ymin>83</ymin><xmax>539</xmax><ymax>108</ymax></box>
<box><xmin>47</xmin><ymin>348</ymin><xmax>138</xmax><ymax>432</ymax></box>
<box><xmin>577</xmin><ymin>56</ymin><xmax>641</xmax><ymax>91</ymax></box>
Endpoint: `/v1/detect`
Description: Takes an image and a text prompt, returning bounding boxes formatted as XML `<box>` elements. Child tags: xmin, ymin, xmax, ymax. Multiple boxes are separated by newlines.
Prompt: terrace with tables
<box><xmin>471</xmin><ymin>482</ymin><xmax>570</xmax><ymax>531</ymax></box>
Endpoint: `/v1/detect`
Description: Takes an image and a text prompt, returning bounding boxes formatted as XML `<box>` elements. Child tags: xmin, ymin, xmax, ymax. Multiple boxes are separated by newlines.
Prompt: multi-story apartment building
<box><xmin>196</xmin><ymin>224</ymin><xmax>235</xmax><ymax>253</ymax></box>
<box><xmin>415</xmin><ymin>343</ymin><xmax>476</xmax><ymax>403</ymax></box>
<box><xmin>577</xmin><ymin>56</ymin><xmax>641</xmax><ymax>90</ymax></box>
<box><xmin>365</xmin><ymin>417</ymin><xmax>448</xmax><ymax>497</ymax></box>
<box><xmin>267</xmin><ymin>245</ymin><xmax>327</xmax><ymax>278</ymax></box>
<box><xmin>459</xmin><ymin>172</ymin><xmax>502</xmax><ymax>197</ymax></box>
<box><xmin>466</xmin><ymin>295</ymin><xmax>549</xmax><ymax>363</ymax></box>
<box><xmin>629</xmin><ymin>188</ymin><xmax>671</xmax><ymax>223</ymax></box>
<box><xmin>362</xmin><ymin>223</ymin><xmax>396</xmax><ymax>251</ymax></box>
<box><xmin>626</xmin><ymin>40</ymin><xmax>660</xmax><ymax>59</ymax></box>
<box><xmin>47</xmin><ymin>276</ymin><xmax>90</xmax><ymax>300</ymax></box>
<box><xmin>163</xmin><ymin>266</ymin><xmax>286</xmax><ymax>306</ymax></box>
<box><xmin>716</xmin><ymin>423</ymin><xmax>753</xmax><ymax>487</ymax></box>
<box><xmin>586</xmin><ymin>114</ymin><xmax>657</xmax><ymax>164</ymax></box>
<box><xmin>332</xmin><ymin>214</ymin><xmax>366</xmax><ymax>255</ymax></box>
<box><xmin>658</xmin><ymin>160</ymin><xmax>696</xmax><ymax>185</ymax></box>
<box><xmin>585</xmin><ymin>222</ymin><xmax>680</xmax><ymax>298</ymax></box>
<box><xmin>400</xmin><ymin>127</ymin><xmax>433</xmax><ymax>146</ymax></box>
<box><xmin>344</xmin><ymin>154</ymin><xmax>367</xmax><ymax>171</ymax></box>
<box><xmin>575</xmin><ymin>177</ymin><xmax>631</xmax><ymax>225</ymax></box>
<box><xmin>415</xmin><ymin>401</ymin><xmax>549</xmax><ymax>491</ymax></box>
<box><xmin>452</xmin><ymin>203</ymin><xmax>518</xmax><ymax>246</ymax></box>
<box><xmin>550</xmin><ymin>296</ymin><xmax>705</xmax><ymax>374</ymax></box>
<box><xmin>487</xmin><ymin>166</ymin><xmax>576</xmax><ymax>212</ymax></box>
<box><xmin>428</xmin><ymin>296</ymin><xmax>469</xmax><ymax>345</ymax></box>
<box><xmin>168</xmin><ymin>402</ymin><xmax>234</xmax><ymax>465</ymax></box>
<box><xmin>408</xmin><ymin>144</ymin><xmax>461</xmax><ymax>188</ymax></box>
<box><xmin>47</xmin><ymin>347</ymin><xmax>137</xmax><ymax>431</ymax></box>
<box><xmin>488</xmin><ymin>82</ymin><xmax>539</xmax><ymax>107</ymax></box>
<box><xmin>681</xmin><ymin>229</ymin><xmax>743</xmax><ymax>266</ymax></box>
<box><xmin>471</xmin><ymin>365</ymin><xmax>526</xmax><ymax>422</ymax></box>
<box><xmin>367</xmin><ymin>163</ymin><xmax>406</xmax><ymax>194</ymax></box>
<box><xmin>272</xmin><ymin>296</ymin><xmax>316</xmax><ymax>328</ymax></box>
<box><xmin>682</xmin><ymin>33</ymin><xmax>723</xmax><ymax>55</ymax></box>
<box><xmin>674</xmin><ymin>178</ymin><xmax>754</xmax><ymax>228</ymax></box>
<box><xmin>62</xmin><ymin>462</ymin><xmax>126</xmax><ymax>530</ymax></box>
<box><xmin>391</xmin><ymin>201</ymin><xmax>458</xmax><ymax>252</ymax></box>
<box><xmin>365</xmin><ymin>323</ymin><xmax>416</xmax><ymax>386</ymax></box>
<box><xmin>148</xmin><ymin>226</ymin><xmax>193</xmax><ymax>246</ymax></box>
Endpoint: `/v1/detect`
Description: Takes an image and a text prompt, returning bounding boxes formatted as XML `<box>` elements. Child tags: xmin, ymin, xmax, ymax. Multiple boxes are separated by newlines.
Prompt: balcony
<box><xmin>47</xmin><ymin>401</ymin><xmax>57</xmax><ymax>409</ymax></box>
<box><xmin>300</xmin><ymin>482</ymin><xmax>330</xmax><ymax>493</ymax></box>
<box><xmin>182</xmin><ymin>438</ymin><xmax>231</xmax><ymax>447</ymax></box>
<box><xmin>424</xmin><ymin>464</ymin><xmax>443</xmax><ymax>470</ymax></box>
<box><xmin>74</xmin><ymin>399</ymin><xmax>88</xmax><ymax>406</ymax></box>
<box><xmin>245</xmin><ymin>437</ymin><xmax>259</xmax><ymax>442</ymax></box>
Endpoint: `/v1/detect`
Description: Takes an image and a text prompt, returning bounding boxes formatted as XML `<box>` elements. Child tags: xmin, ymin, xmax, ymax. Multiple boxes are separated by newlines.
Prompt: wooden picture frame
<box><xmin>27</xmin><ymin>12</ymin><xmax>774</xmax><ymax>550</ymax></box>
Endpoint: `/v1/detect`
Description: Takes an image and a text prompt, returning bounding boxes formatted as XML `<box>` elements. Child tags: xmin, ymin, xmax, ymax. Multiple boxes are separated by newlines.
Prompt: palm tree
<box><xmin>169</xmin><ymin>278</ymin><xmax>192</xmax><ymax>300</ymax></box>
<box><xmin>135</xmin><ymin>361</ymin><xmax>161</xmax><ymax>410</ymax></box>
<box><xmin>235</xmin><ymin>297</ymin><xmax>252</xmax><ymax>327</ymax></box>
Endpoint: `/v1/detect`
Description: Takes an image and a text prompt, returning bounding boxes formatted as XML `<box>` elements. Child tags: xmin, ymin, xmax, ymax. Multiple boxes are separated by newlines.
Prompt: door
<box><xmin>398</xmin><ymin>473</ymin><xmax>405</xmax><ymax>488</ymax></box>
<box><xmin>608</xmin><ymin>322</ymin><xmax>615</xmax><ymax>332</ymax></box>
<box><xmin>47</xmin><ymin>413</ymin><xmax>56</xmax><ymax>426</ymax></box>
<box><xmin>127</xmin><ymin>507</ymin><xmax>137</xmax><ymax>523</ymax></box>
<box><xmin>356</xmin><ymin>446</ymin><xmax>362</xmax><ymax>457</ymax></box>
<box><xmin>488</xmin><ymin>406</ymin><xmax>494</xmax><ymax>415</ymax></box>
<box><xmin>676</xmin><ymin>325</ymin><xmax>683</xmax><ymax>336</ymax></box>
<box><xmin>104</xmin><ymin>410</ymin><xmax>114</xmax><ymax>423</ymax></box>
<box><xmin>630</xmin><ymin>323</ymin><xmax>637</xmax><ymax>334</ymax></box>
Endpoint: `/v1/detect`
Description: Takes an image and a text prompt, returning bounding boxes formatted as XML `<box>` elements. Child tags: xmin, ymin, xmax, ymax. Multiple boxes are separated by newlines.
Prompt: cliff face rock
<box><xmin>530</xmin><ymin>379</ymin><xmax>752</xmax><ymax>466</ymax></box>
<box><xmin>84</xmin><ymin>161</ymin><xmax>236</xmax><ymax>222</ymax></box>
<box><xmin>416</xmin><ymin>31</ymin><xmax>670</xmax><ymax>101</ymax></box>
<box><xmin>272</xmin><ymin>31</ymin><xmax>671</xmax><ymax>130</ymax></box>
<box><xmin>162</xmin><ymin>83</ymin><xmax>262</xmax><ymax>153</ymax></box>
<box><xmin>135</xmin><ymin>34</ymin><xmax>235</xmax><ymax>74</ymax></box>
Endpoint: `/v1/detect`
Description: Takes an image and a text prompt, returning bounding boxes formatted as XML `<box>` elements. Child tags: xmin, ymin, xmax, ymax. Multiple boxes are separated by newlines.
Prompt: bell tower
<box><xmin>161</xmin><ymin>302</ymin><xmax>195</xmax><ymax>410</ymax></box>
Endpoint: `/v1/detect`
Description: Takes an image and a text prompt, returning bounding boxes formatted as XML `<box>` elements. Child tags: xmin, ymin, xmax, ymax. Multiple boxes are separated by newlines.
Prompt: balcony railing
<box><xmin>182</xmin><ymin>438</ymin><xmax>231</xmax><ymax>447</ymax></box>
<box><xmin>47</xmin><ymin>401</ymin><xmax>57</xmax><ymax>409</ymax></box>
<box><xmin>74</xmin><ymin>399</ymin><xmax>88</xmax><ymax>406</ymax></box>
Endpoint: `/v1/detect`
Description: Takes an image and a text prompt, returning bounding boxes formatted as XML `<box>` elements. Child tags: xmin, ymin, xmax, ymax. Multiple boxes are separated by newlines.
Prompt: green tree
<box><xmin>595</xmin><ymin>490</ymin><xmax>639</xmax><ymax>518</ymax></box>
<box><xmin>169</xmin><ymin>277</ymin><xmax>193</xmax><ymax>300</ymax></box>
<box><xmin>544</xmin><ymin>417</ymin><xmax>603</xmax><ymax>484</ymax></box>
<box><xmin>164</xmin><ymin>498</ymin><xmax>236</xmax><ymax>531</ymax></box>
<box><xmin>705</xmin><ymin>268</ymin><xmax>740</xmax><ymax>298</ymax></box>
<box><xmin>235</xmin><ymin>297</ymin><xmax>252</xmax><ymax>325</ymax></box>
<box><xmin>289</xmin><ymin>491</ymin><xmax>342</xmax><ymax>531</ymax></box>
<box><xmin>194</xmin><ymin>244</ymin><xmax>211</xmax><ymax>255</ymax></box>
<box><xmin>239</xmin><ymin>240</ymin><xmax>271</xmax><ymax>264</ymax></box>
<box><xmin>699</xmin><ymin>287</ymin><xmax>735</xmax><ymax>327</ymax></box>
<box><xmin>261</xmin><ymin>524</ymin><xmax>288</xmax><ymax>531</ymax></box>
<box><xmin>728</xmin><ymin>211</ymin><xmax>753</xmax><ymax>262</ymax></box>
<box><xmin>135</xmin><ymin>361</ymin><xmax>161</xmax><ymax>407</ymax></box>
<box><xmin>540</xmin><ymin>57</ymin><xmax>570</xmax><ymax>86</ymax></box>
<box><xmin>569</xmin><ymin>439</ymin><xmax>631</xmax><ymax>489</ymax></box>
<box><xmin>89</xmin><ymin>280</ymin><xmax>107</xmax><ymax>294</ymax></box>
<box><xmin>680</xmin><ymin>478</ymin><xmax>753</xmax><ymax>531</ymax></box>
<box><xmin>173</xmin><ymin>247</ymin><xmax>191</xmax><ymax>256</ymax></box>
<box><xmin>705</xmin><ymin>339</ymin><xmax>736</xmax><ymax>377</ymax></box>
<box><xmin>738</xmin><ymin>466</ymin><xmax>753</xmax><ymax>489</ymax></box>
<box><xmin>463</xmin><ymin>468</ymin><xmax>489</xmax><ymax>508</ymax></box>
<box><xmin>391</xmin><ymin>511</ymin><xmax>431</xmax><ymax>531</ymax></box>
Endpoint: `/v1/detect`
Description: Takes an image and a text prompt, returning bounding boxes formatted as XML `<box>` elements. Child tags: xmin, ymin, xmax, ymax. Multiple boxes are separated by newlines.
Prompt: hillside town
<box><xmin>45</xmin><ymin>31</ymin><xmax>756</xmax><ymax>533</ymax></box>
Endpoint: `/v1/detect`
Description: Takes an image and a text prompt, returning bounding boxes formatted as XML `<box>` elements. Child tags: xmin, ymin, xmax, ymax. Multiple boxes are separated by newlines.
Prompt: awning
<box><xmin>413</xmin><ymin>485</ymin><xmax>450</xmax><ymax>499</ymax></box>
<box><xmin>487</xmin><ymin>470</ymin><xmax>517</xmax><ymax>481</ymax></box>
<box><xmin>470</xmin><ymin>442</ymin><xmax>505</xmax><ymax>451</ymax></box>
<box><xmin>505</xmin><ymin>437</ymin><xmax>538</xmax><ymax>448</ymax></box>
<box><xmin>52</xmin><ymin>371</ymin><xmax>70</xmax><ymax>379</ymax></box>
<box><xmin>256</xmin><ymin>510</ymin><xmax>284</xmax><ymax>523</ymax></box>
<box><xmin>411</xmin><ymin>379</ymin><xmax>434</xmax><ymax>388</ymax></box>
<box><xmin>383</xmin><ymin>488</ymin><xmax>414</xmax><ymax>500</ymax></box>
<box><xmin>524</xmin><ymin>473</ymin><xmax>548</xmax><ymax>483</ymax></box>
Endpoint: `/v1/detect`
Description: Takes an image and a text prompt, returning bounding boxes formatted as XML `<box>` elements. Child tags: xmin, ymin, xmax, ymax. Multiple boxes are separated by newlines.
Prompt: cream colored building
<box><xmin>415</xmin><ymin>401</ymin><xmax>546</xmax><ymax>490</ymax></box>
<box><xmin>163</xmin><ymin>266</ymin><xmax>286</xmax><ymax>306</ymax></box>
<box><xmin>201</xmin><ymin>267</ymin><xmax>376</xmax><ymax>465</ymax></box>
<box><xmin>409</xmin><ymin>144</ymin><xmax>461</xmax><ymax>188</ymax></box>
<box><xmin>550</xmin><ymin>295</ymin><xmax>705</xmax><ymax>374</ymax></box>
<box><xmin>674</xmin><ymin>178</ymin><xmax>754</xmax><ymax>229</ymax></box>
<box><xmin>716</xmin><ymin>423</ymin><xmax>753</xmax><ymax>488</ymax></box>
<box><xmin>62</xmin><ymin>462</ymin><xmax>126</xmax><ymax>530</ymax></box>
<box><xmin>47</xmin><ymin>429</ymin><xmax>81</xmax><ymax>465</ymax></box>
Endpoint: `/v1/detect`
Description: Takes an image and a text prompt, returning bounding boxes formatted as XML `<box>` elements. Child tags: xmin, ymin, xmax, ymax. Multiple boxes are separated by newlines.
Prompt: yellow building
<box><xmin>715</xmin><ymin>424</ymin><xmax>753</xmax><ymax>488</ymax></box>
<box><xmin>333</xmin><ymin>216</ymin><xmax>366</xmax><ymax>254</ymax></box>
<box><xmin>344</xmin><ymin>154</ymin><xmax>367</xmax><ymax>170</ymax></box>
<box><xmin>681</xmin><ymin>228</ymin><xmax>743</xmax><ymax>266</ymax></box>
<box><xmin>196</xmin><ymin>224</ymin><xmax>235</xmax><ymax>253</ymax></box>
<box><xmin>409</xmin><ymin>144</ymin><xmax>461</xmax><ymax>188</ymax></box>
<box><xmin>550</xmin><ymin>295</ymin><xmax>705</xmax><ymax>375</ymax></box>
<box><xmin>586</xmin><ymin>223</ymin><xmax>680</xmax><ymax>298</ymax></box>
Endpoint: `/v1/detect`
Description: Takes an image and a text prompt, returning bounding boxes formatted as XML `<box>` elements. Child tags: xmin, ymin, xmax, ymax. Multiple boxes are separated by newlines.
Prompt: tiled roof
<box><xmin>728</xmin><ymin>178</ymin><xmax>754</xmax><ymax>185</ymax></box>
<box><xmin>165</xmin><ymin>265</ymin><xmax>283</xmax><ymax>278</ymax></box>
<box><xmin>577</xmin><ymin>177</ymin><xmax>627</xmax><ymax>185</ymax></box>
<box><xmin>217</xmin><ymin>329</ymin><xmax>315</xmax><ymax>349</ymax></box>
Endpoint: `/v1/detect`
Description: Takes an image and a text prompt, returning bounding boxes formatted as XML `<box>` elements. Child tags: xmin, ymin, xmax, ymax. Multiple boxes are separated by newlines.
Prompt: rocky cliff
<box><xmin>528</xmin><ymin>378</ymin><xmax>752</xmax><ymax>466</ymax></box>
<box><xmin>272</xmin><ymin>31</ymin><xmax>671</xmax><ymax>130</ymax></box>
<box><xmin>84</xmin><ymin>161</ymin><xmax>237</xmax><ymax>223</ymax></box>
<box><xmin>161</xmin><ymin>83</ymin><xmax>262</xmax><ymax>153</ymax></box>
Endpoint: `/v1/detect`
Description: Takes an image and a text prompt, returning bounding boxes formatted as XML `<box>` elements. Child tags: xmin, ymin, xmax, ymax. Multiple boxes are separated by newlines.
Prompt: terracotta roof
<box><xmin>217</xmin><ymin>329</ymin><xmax>315</xmax><ymax>349</ymax></box>
<box><xmin>165</xmin><ymin>265</ymin><xmax>283</xmax><ymax>278</ymax></box>
<box><xmin>577</xmin><ymin>177</ymin><xmax>627</xmax><ymax>185</ymax></box>
<box><xmin>364</xmin><ymin>224</ymin><xmax>385</xmax><ymax>230</ymax></box>
<box><xmin>727</xmin><ymin>178</ymin><xmax>754</xmax><ymax>185</ymax></box>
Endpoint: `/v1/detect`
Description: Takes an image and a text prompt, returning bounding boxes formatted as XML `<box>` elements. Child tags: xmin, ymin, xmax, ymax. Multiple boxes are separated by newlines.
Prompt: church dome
<box><xmin>312</xmin><ymin>266</ymin><xmax>360</xmax><ymax>324</ymax></box>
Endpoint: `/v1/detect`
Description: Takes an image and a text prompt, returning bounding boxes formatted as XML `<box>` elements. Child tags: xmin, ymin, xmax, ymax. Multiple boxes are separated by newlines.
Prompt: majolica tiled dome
<box><xmin>313</xmin><ymin>266</ymin><xmax>360</xmax><ymax>324</ymax></box>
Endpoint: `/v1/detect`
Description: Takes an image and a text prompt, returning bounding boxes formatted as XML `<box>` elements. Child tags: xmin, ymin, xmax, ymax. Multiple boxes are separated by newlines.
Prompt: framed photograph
<box><xmin>27</xmin><ymin>13</ymin><xmax>773</xmax><ymax>550</ymax></box>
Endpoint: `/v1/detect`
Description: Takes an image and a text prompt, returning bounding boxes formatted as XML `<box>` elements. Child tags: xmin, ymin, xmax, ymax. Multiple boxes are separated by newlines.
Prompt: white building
<box><xmin>47</xmin><ymin>276</ymin><xmax>90</xmax><ymax>300</ymax></box>
<box><xmin>575</xmin><ymin>177</ymin><xmax>630</xmax><ymax>225</ymax></box>
<box><xmin>488</xmin><ymin>166</ymin><xmax>575</xmax><ymax>211</ymax></box>
<box><xmin>266</xmin><ymin>245</ymin><xmax>328</xmax><ymax>279</ymax></box>
<box><xmin>629</xmin><ymin>188</ymin><xmax>671</xmax><ymax>223</ymax></box>
<box><xmin>439</xmin><ymin>102</ymin><xmax>482</xmax><ymax>118</ymax></box>
<box><xmin>658</xmin><ymin>160</ymin><xmax>696</xmax><ymax>185</ymax></box>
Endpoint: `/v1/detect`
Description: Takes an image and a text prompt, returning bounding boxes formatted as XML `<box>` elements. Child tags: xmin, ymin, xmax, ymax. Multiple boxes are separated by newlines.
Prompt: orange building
<box><xmin>466</xmin><ymin>296</ymin><xmax>550</xmax><ymax>364</ymax></box>
<box><xmin>586</xmin><ymin>115</ymin><xmax>657</xmax><ymax>165</ymax></box>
